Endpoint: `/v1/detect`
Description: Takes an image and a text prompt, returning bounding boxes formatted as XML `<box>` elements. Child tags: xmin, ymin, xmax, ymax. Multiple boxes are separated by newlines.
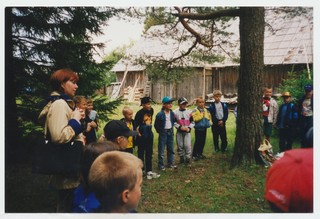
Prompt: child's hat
<box><xmin>264</xmin><ymin>148</ymin><xmax>313</xmax><ymax>212</ymax></box>
<box><xmin>304</xmin><ymin>84</ymin><xmax>313</xmax><ymax>92</ymax></box>
<box><xmin>178</xmin><ymin>97</ymin><xmax>188</xmax><ymax>105</ymax></box>
<box><xmin>140</xmin><ymin>96</ymin><xmax>152</xmax><ymax>106</ymax></box>
<box><xmin>103</xmin><ymin>120</ymin><xmax>138</xmax><ymax>140</ymax></box>
<box><xmin>281</xmin><ymin>92</ymin><xmax>291</xmax><ymax>97</ymax></box>
<box><xmin>162</xmin><ymin>96</ymin><xmax>174</xmax><ymax>104</ymax></box>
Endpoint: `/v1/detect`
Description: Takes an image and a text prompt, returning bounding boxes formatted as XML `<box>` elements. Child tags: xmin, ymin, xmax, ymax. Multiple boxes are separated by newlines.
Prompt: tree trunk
<box><xmin>231</xmin><ymin>7</ymin><xmax>265</xmax><ymax>167</ymax></box>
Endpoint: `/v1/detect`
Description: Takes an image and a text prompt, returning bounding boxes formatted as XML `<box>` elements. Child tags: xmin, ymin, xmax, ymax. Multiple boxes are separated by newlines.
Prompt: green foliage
<box><xmin>90</xmin><ymin>94</ymin><xmax>123</xmax><ymax>122</ymax></box>
<box><xmin>144</xmin><ymin>61</ymin><xmax>194</xmax><ymax>83</ymax></box>
<box><xmin>278</xmin><ymin>69</ymin><xmax>313</xmax><ymax>102</ymax></box>
<box><xmin>143</xmin><ymin>7</ymin><xmax>175</xmax><ymax>31</ymax></box>
<box><xmin>7</xmin><ymin>7</ymin><xmax>119</xmax><ymax>144</ymax></box>
<box><xmin>102</xmin><ymin>42</ymin><xmax>135</xmax><ymax>86</ymax></box>
<box><xmin>190</xmin><ymin>50</ymin><xmax>225</xmax><ymax>64</ymax></box>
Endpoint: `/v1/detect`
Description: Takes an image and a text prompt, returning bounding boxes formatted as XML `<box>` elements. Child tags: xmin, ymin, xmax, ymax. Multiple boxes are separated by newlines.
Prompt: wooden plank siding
<box><xmin>115</xmin><ymin>63</ymin><xmax>310</xmax><ymax>103</ymax></box>
<box><xmin>112</xmin><ymin>65</ymin><xmax>311</xmax><ymax>102</ymax></box>
<box><xmin>116</xmin><ymin>71</ymin><xmax>147</xmax><ymax>96</ymax></box>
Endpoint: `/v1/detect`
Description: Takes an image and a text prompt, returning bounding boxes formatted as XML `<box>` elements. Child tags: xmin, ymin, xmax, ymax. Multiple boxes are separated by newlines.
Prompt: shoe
<box><xmin>185</xmin><ymin>158</ymin><xmax>191</xmax><ymax>166</ymax></box>
<box><xmin>221</xmin><ymin>149</ymin><xmax>228</xmax><ymax>153</ymax></box>
<box><xmin>193</xmin><ymin>156</ymin><xmax>199</xmax><ymax>161</ymax></box>
<box><xmin>167</xmin><ymin>164</ymin><xmax>177</xmax><ymax>169</ymax></box>
<box><xmin>179</xmin><ymin>156</ymin><xmax>185</xmax><ymax>164</ymax></box>
<box><xmin>199</xmin><ymin>154</ymin><xmax>206</xmax><ymax>159</ymax></box>
<box><xmin>159</xmin><ymin>166</ymin><xmax>166</xmax><ymax>171</ymax></box>
<box><xmin>147</xmin><ymin>171</ymin><xmax>160</xmax><ymax>179</ymax></box>
<box><xmin>215</xmin><ymin>149</ymin><xmax>220</xmax><ymax>153</ymax></box>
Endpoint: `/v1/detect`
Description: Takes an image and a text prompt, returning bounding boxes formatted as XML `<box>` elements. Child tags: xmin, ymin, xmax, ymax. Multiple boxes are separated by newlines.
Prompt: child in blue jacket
<box><xmin>276</xmin><ymin>92</ymin><xmax>298</xmax><ymax>152</ymax></box>
<box><xmin>154</xmin><ymin>96</ymin><xmax>176</xmax><ymax>170</ymax></box>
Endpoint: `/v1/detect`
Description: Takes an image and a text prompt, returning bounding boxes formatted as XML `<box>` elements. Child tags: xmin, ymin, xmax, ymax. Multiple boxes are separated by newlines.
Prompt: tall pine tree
<box><xmin>5</xmin><ymin>7</ymin><xmax>117</xmax><ymax>161</ymax></box>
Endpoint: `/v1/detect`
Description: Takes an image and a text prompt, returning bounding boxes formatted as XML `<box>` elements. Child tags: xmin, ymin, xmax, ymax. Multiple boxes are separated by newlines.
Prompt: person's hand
<box><xmin>180</xmin><ymin>126</ymin><xmax>188</xmax><ymax>132</ymax></box>
<box><xmin>86</xmin><ymin>123</ymin><xmax>93</xmax><ymax>132</ymax></box>
<box><xmin>218</xmin><ymin>120</ymin><xmax>224</xmax><ymax>127</ymax></box>
<box><xmin>90</xmin><ymin>121</ymin><xmax>97</xmax><ymax>128</ymax></box>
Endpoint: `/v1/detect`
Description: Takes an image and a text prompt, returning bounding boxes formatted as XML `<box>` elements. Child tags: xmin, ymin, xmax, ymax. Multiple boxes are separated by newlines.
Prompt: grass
<box><xmin>5</xmin><ymin>101</ymin><xmax>300</xmax><ymax>213</ymax></box>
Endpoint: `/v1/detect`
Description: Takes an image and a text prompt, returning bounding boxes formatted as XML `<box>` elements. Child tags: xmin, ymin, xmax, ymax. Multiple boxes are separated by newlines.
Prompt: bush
<box><xmin>278</xmin><ymin>69</ymin><xmax>313</xmax><ymax>103</ymax></box>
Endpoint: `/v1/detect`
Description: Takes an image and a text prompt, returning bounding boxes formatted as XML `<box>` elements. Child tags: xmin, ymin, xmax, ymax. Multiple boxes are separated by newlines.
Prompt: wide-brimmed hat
<box><xmin>103</xmin><ymin>120</ymin><xmax>138</xmax><ymax>140</ymax></box>
<box><xmin>265</xmin><ymin>148</ymin><xmax>313</xmax><ymax>212</ymax></box>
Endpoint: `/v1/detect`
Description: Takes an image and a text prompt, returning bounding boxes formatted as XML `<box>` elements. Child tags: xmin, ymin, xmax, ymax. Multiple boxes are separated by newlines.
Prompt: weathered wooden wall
<box><xmin>115</xmin><ymin>64</ymin><xmax>310</xmax><ymax>102</ymax></box>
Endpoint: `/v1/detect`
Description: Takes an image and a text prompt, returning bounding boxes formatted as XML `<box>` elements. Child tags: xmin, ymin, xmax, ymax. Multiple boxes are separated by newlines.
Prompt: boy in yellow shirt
<box><xmin>120</xmin><ymin>106</ymin><xmax>138</xmax><ymax>153</ymax></box>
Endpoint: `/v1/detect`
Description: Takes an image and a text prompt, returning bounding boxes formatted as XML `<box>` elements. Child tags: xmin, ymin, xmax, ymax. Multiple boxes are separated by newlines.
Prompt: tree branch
<box><xmin>172</xmin><ymin>7</ymin><xmax>240</xmax><ymax>20</ymax></box>
<box><xmin>174</xmin><ymin>7</ymin><xmax>213</xmax><ymax>48</ymax></box>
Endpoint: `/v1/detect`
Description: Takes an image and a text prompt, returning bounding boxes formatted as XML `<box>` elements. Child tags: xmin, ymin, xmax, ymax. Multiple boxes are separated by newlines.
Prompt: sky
<box><xmin>92</xmin><ymin>16</ymin><xmax>144</xmax><ymax>62</ymax></box>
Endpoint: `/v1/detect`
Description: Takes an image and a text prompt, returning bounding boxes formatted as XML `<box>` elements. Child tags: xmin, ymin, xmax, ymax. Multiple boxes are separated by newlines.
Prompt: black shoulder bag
<box><xmin>32</xmin><ymin>99</ymin><xmax>83</xmax><ymax>175</ymax></box>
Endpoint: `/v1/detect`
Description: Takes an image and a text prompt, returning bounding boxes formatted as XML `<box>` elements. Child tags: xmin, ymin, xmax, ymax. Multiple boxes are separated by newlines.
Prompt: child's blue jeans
<box><xmin>157</xmin><ymin>128</ymin><xmax>174</xmax><ymax>168</ymax></box>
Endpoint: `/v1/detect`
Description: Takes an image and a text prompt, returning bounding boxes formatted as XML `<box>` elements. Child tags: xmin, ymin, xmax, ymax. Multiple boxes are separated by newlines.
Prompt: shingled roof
<box><xmin>112</xmin><ymin>8</ymin><xmax>313</xmax><ymax>72</ymax></box>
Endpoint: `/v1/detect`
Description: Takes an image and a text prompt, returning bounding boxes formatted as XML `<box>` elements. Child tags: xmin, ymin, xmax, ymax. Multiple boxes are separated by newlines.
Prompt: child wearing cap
<box><xmin>134</xmin><ymin>97</ymin><xmax>160</xmax><ymax>179</ymax></box>
<box><xmin>208</xmin><ymin>90</ymin><xmax>229</xmax><ymax>153</ymax></box>
<box><xmin>155</xmin><ymin>96</ymin><xmax>176</xmax><ymax>170</ymax></box>
<box><xmin>298</xmin><ymin>84</ymin><xmax>313</xmax><ymax>148</ymax></box>
<box><xmin>191</xmin><ymin>97</ymin><xmax>212</xmax><ymax>161</ymax></box>
<box><xmin>102</xmin><ymin>120</ymin><xmax>138</xmax><ymax>151</ymax></box>
<box><xmin>276</xmin><ymin>92</ymin><xmax>298</xmax><ymax>152</ymax></box>
<box><xmin>262</xmin><ymin>87</ymin><xmax>278</xmax><ymax>142</ymax></box>
<box><xmin>120</xmin><ymin>106</ymin><xmax>138</xmax><ymax>154</ymax></box>
<box><xmin>88</xmin><ymin>151</ymin><xmax>143</xmax><ymax>213</ymax></box>
<box><xmin>173</xmin><ymin>97</ymin><xmax>194</xmax><ymax>165</ymax></box>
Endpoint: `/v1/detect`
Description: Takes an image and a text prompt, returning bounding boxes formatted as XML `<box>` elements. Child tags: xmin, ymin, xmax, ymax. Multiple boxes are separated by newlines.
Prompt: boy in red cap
<box><xmin>264</xmin><ymin>148</ymin><xmax>313</xmax><ymax>213</ymax></box>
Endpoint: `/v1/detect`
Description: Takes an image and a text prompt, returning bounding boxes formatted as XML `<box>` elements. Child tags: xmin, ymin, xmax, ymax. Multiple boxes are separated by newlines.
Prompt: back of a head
<box><xmin>82</xmin><ymin>141</ymin><xmax>120</xmax><ymax>188</ymax></box>
<box><xmin>265</xmin><ymin>148</ymin><xmax>313</xmax><ymax>212</ymax></box>
<box><xmin>88</xmin><ymin>151</ymin><xmax>143</xmax><ymax>212</ymax></box>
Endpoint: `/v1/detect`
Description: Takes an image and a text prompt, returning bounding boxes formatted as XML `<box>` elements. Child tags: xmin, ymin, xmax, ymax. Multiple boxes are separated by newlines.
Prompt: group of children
<box><xmin>122</xmin><ymin>90</ymin><xmax>230</xmax><ymax>175</ymax></box>
<box><xmin>72</xmin><ymin>84</ymin><xmax>313</xmax><ymax>213</ymax></box>
<box><xmin>262</xmin><ymin>84</ymin><xmax>313</xmax><ymax>152</ymax></box>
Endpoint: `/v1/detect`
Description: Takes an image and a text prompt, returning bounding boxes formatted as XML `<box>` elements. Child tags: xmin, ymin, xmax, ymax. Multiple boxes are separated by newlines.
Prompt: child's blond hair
<box><xmin>73</xmin><ymin>95</ymin><xmax>86</xmax><ymax>107</ymax></box>
<box><xmin>196</xmin><ymin>96</ymin><xmax>205</xmax><ymax>104</ymax></box>
<box><xmin>88</xmin><ymin>151</ymin><xmax>143</xmax><ymax>212</ymax></box>
<box><xmin>213</xmin><ymin>90</ymin><xmax>222</xmax><ymax>96</ymax></box>
<box><xmin>122</xmin><ymin>106</ymin><xmax>133</xmax><ymax>116</ymax></box>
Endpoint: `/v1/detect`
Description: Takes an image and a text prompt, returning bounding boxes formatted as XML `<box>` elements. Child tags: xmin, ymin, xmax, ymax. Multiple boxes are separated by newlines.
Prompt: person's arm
<box><xmin>47</xmin><ymin>100</ymin><xmax>83</xmax><ymax>144</ymax></box>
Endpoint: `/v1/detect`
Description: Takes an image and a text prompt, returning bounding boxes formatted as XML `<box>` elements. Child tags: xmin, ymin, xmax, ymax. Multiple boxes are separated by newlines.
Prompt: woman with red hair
<box><xmin>38</xmin><ymin>68</ymin><xmax>85</xmax><ymax>212</ymax></box>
